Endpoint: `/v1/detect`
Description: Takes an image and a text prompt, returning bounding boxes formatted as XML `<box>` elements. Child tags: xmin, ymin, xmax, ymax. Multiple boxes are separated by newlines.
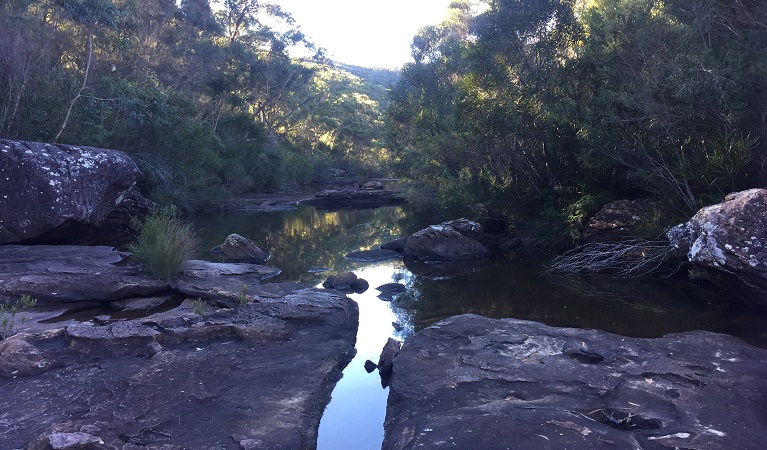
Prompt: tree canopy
<box><xmin>387</xmin><ymin>0</ymin><xmax>767</xmax><ymax>240</ymax></box>
<box><xmin>0</xmin><ymin>0</ymin><xmax>395</xmax><ymax>210</ymax></box>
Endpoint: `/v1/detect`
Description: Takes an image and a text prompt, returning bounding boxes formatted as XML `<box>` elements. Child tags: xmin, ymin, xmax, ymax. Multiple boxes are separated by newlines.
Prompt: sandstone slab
<box><xmin>0</xmin><ymin>285</ymin><xmax>358</xmax><ymax>450</ymax></box>
<box><xmin>383</xmin><ymin>315</ymin><xmax>767</xmax><ymax>450</ymax></box>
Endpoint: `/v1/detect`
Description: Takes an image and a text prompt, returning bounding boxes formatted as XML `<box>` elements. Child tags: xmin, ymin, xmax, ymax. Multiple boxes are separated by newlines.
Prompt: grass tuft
<box><xmin>128</xmin><ymin>207</ymin><xmax>198</xmax><ymax>280</ymax></box>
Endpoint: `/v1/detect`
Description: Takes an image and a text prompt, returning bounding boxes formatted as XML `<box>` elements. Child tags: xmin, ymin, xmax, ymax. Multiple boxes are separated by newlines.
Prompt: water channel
<box><xmin>193</xmin><ymin>203</ymin><xmax>767</xmax><ymax>449</ymax></box>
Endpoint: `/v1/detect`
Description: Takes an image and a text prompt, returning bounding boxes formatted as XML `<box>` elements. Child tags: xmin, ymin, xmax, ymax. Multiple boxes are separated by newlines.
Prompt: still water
<box><xmin>193</xmin><ymin>204</ymin><xmax>767</xmax><ymax>449</ymax></box>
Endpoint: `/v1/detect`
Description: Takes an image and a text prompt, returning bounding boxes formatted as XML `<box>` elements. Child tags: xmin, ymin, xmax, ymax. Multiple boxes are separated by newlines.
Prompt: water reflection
<box><xmin>192</xmin><ymin>204</ymin><xmax>767</xmax><ymax>448</ymax></box>
<box><xmin>193</xmin><ymin>205</ymin><xmax>408</xmax><ymax>282</ymax></box>
<box><xmin>193</xmin><ymin>205</ymin><xmax>767</xmax><ymax>346</ymax></box>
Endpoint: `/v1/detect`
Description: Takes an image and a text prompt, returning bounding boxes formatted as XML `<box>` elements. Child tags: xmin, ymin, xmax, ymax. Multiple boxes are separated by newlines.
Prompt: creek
<box><xmin>192</xmin><ymin>204</ymin><xmax>767</xmax><ymax>449</ymax></box>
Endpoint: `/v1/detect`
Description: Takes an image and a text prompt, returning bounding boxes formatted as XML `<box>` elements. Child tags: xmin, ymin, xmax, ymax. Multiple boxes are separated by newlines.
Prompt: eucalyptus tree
<box><xmin>578</xmin><ymin>0</ymin><xmax>767</xmax><ymax>212</ymax></box>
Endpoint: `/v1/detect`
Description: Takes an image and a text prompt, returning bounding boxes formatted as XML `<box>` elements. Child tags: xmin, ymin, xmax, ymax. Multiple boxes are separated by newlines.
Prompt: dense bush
<box><xmin>128</xmin><ymin>208</ymin><xmax>198</xmax><ymax>280</ymax></box>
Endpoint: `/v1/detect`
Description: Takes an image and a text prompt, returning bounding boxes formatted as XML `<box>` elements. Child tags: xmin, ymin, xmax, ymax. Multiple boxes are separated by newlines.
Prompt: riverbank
<box><xmin>0</xmin><ymin>246</ymin><xmax>358</xmax><ymax>449</ymax></box>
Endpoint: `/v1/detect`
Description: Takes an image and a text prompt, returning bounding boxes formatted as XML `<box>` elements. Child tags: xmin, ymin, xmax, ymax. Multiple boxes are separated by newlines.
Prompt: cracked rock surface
<box><xmin>383</xmin><ymin>314</ymin><xmax>767</xmax><ymax>450</ymax></box>
<box><xmin>0</xmin><ymin>285</ymin><xmax>358</xmax><ymax>450</ymax></box>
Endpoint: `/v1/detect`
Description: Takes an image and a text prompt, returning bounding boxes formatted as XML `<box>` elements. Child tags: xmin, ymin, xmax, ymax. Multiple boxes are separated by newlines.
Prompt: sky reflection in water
<box><xmin>193</xmin><ymin>204</ymin><xmax>767</xmax><ymax>448</ymax></box>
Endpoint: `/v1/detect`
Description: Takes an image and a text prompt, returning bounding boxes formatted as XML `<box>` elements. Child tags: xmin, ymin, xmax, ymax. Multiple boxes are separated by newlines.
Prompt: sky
<box><xmin>270</xmin><ymin>0</ymin><xmax>455</xmax><ymax>68</ymax></box>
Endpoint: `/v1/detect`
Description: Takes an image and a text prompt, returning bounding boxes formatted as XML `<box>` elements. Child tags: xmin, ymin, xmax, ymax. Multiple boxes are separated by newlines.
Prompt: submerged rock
<box><xmin>300</xmin><ymin>189</ymin><xmax>406</xmax><ymax>210</ymax></box>
<box><xmin>377</xmin><ymin>337</ymin><xmax>402</xmax><ymax>386</ymax></box>
<box><xmin>668</xmin><ymin>188</ymin><xmax>767</xmax><ymax>294</ymax></box>
<box><xmin>345</xmin><ymin>249</ymin><xmax>402</xmax><ymax>262</ymax></box>
<box><xmin>0</xmin><ymin>139</ymin><xmax>140</xmax><ymax>244</ymax></box>
<box><xmin>0</xmin><ymin>285</ymin><xmax>358</xmax><ymax>450</ymax></box>
<box><xmin>376</xmin><ymin>283</ymin><xmax>407</xmax><ymax>301</ymax></box>
<box><xmin>383</xmin><ymin>315</ymin><xmax>767</xmax><ymax>450</ymax></box>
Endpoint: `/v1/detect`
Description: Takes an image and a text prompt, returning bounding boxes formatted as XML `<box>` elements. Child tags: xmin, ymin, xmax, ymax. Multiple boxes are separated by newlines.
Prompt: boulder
<box><xmin>0</xmin><ymin>285</ymin><xmax>358</xmax><ymax>450</ymax></box>
<box><xmin>403</xmin><ymin>219</ymin><xmax>490</xmax><ymax>262</ymax></box>
<box><xmin>0</xmin><ymin>139</ymin><xmax>140</xmax><ymax>244</ymax></box>
<box><xmin>211</xmin><ymin>233</ymin><xmax>271</xmax><ymax>264</ymax></box>
<box><xmin>383</xmin><ymin>314</ymin><xmax>767</xmax><ymax>450</ymax></box>
<box><xmin>667</xmin><ymin>189</ymin><xmax>767</xmax><ymax>293</ymax></box>
<box><xmin>323</xmin><ymin>272</ymin><xmax>369</xmax><ymax>294</ymax></box>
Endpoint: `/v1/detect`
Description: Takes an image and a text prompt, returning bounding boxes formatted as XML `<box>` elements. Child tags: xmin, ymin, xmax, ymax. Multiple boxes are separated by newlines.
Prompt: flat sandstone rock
<box><xmin>0</xmin><ymin>285</ymin><xmax>358</xmax><ymax>450</ymax></box>
<box><xmin>383</xmin><ymin>314</ymin><xmax>767</xmax><ymax>450</ymax></box>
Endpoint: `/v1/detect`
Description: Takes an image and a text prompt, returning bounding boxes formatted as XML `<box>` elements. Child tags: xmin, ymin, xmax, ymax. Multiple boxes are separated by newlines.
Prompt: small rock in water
<box><xmin>345</xmin><ymin>249</ymin><xmax>401</xmax><ymax>262</ymax></box>
<box><xmin>376</xmin><ymin>283</ymin><xmax>407</xmax><ymax>301</ymax></box>
<box><xmin>392</xmin><ymin>322</ymin><xmax>404</xmax><ymax>332</ymax></box>
<box><xmin>323</xmin><ymin>272</ymin><xmax>369</xmax><ymax>294</ymax></box>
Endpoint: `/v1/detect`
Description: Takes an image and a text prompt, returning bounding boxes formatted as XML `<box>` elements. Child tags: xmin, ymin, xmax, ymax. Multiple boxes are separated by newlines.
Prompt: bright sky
<box><xmin>271</xmin><ymin>0</ymin><xmax>455</xmax><ymax>68</ymax></box>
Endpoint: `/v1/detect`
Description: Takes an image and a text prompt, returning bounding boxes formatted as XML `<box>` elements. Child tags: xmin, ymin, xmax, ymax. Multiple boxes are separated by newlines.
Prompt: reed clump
<box><xmin>128</xmin><ymin>207</ymin><xmax>197</xmax><ymax>280</ymax></box>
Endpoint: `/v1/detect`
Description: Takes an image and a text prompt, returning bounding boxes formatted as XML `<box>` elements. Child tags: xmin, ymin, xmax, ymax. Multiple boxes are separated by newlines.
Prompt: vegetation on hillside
<box><xmin>0</xmin><ymin>0</ymin><xmax>395</xmax><ymax>211</ymax></box>
<box><xmin>2</xmin><ymin>0</ymin><xmax>764</xmax><ymax>242</ymax></box>
<box><xmin>388</xmin><ymin>0</ymin><xmax>767</xmax><ymax>242</ymax></box>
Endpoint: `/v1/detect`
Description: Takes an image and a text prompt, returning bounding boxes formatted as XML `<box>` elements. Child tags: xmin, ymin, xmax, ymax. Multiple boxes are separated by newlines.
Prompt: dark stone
<box><xmin>210</xmin><ymin>233</ymin><xmax>271</xmax><ymax>264</ymax></box>
<box><xmin>0</xmin><ymin>140</ymin><xmax>140</xmax><ymax>244</ymax></box>
<box><xmin>376</xmin><ymin>283</ymin><xmax>407</xmax><ymax>301</ymax></box>
<box><xmin>364</xmin><ymin>360</ymin><xmax>378</xmax><ymax>373</ymax></box>
<box><xmin>392</xmin><ymin>322</ymin><xmax>405</xmax><ymax>332</ymax></box>
<box><xmin>581</xmin><ymin>199</ymin><xmax>662</xmax><ymax>243</ymax></box>
<box><xmin>480</xmin><ymin>232</ymin><xmax>523</xmax><ymax>254</ymax></box>
<box><xmin>323</xmin><ymin>272</ymin><xmax>369</xmax><ymax>294</ymax></box>
<box><xmin>668</xmin><ymin>189</ymin><xmax>767</xmax><ymax>294</ymax></box>
<box><xmin>404</xmin><ymin>219</ymin><xmax>490</xmax><ymax>262</ymax></box>
<box><xmin>345</xmin><ymin>249</ymin><xmax>401</xmax><ymax>262</ymax></box>
<box><xmin>380</xmin><ymin>238</ymin><xmax>407</xmax><ymax>253</ymax></box>
<box><xmin>377</xmin><ymin>337</ymin><xmax>402</xmax><ymax>387</ymax></box>
<box><xmin>300</xmin><ymin>189</ymin><xmax>406</xmax><ymax>210</ymax></box>
<box><xmin>0</xmin><ymin>285</ymin><xmax>358</xmax><ymax>450</ymax></box>
<box><xmin>498</xmin><ymin>235</ymin><xmax>523</xmax><ymax>252</ymax></box>
<box><xmin>383</xmin><ymin>315</ymin><xmax>767</xmax><ymax>450</ymax></box>
<box><xmin>481</xmin><ymin>217</ymin><xmax>508</xmax><ymax>235</ymax></box>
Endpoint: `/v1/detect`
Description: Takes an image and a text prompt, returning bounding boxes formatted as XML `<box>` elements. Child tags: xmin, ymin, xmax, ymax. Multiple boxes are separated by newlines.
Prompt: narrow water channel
<box><xmin>192</xmin><ymin>204</ymin><xmax>767</xmax><ymax>448</ymax></box>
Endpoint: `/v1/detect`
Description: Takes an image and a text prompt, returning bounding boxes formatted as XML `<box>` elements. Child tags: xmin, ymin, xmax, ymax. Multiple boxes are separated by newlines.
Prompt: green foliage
<box><xmin>237</xmin><ymin>284</ymin><xmax>251</xmax><ymax>306</ymax></box>
<box><xmin>388</xmin><ymin>0</ymin><xmax>767</xmax><ymax>233</ymax></box>
<box><xmin>1</xmin><ymin>1</ymin><xmax>395</xmax><ymax>211</ymax></box>
<box><xmin>192</xmin><ymin>298</ymin><xmax>205</xmax><ymax>316</ymax></box>
<box><xmin>0</xmin><ymin>294</ymin><xmax>37</xmax><ymax>340</ymax></box>
<box><xmin>128</xmin><ymin>207</ymin><xmax>198</xmax><ymax>280</ymax></box>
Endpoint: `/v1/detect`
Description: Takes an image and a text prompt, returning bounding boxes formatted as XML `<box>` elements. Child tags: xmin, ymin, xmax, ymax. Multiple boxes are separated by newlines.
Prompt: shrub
<box><xmin>128</xmin><ymin>207</ymin><xmax>197</xmax><ymax>280</ymax></box>
<box><xmin>0</xmin><ymin>294</ymin><xmax>37</xmax><ymax>339</ymax></box>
